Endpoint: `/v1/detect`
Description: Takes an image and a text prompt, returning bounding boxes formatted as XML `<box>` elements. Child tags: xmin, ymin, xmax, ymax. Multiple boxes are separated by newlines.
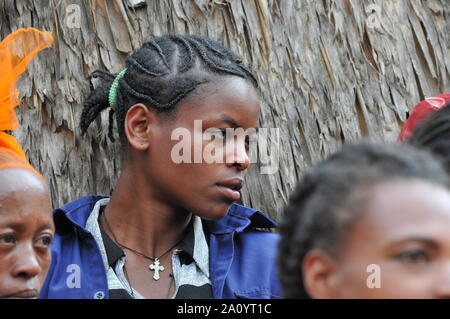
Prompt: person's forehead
<box><xmin>361</xmin><ymin>180</ymin><xmax>450</xmax><ymax>237</ymax></box>
<box><xmin>0</xmin><ymin>189</ymin><xmax>52</xmax><ymax>228</ymax></box>
<box><xmin>334</xmin><ymin>180</ymin><xmax>450</xmax><ymax>259</ymax></box>
<box><xmin>176</xmin><ymin>77</ymin><xmax>260</xmax><ymax>124</ymax></box>
<box><xmin>0</xmin><ymin>168</ymin><xmax>47</xmax><ymax>194</ymax></box>
<box><xmin>369</xmin><ymin>180</ymin><xmax>450</xmax><ymax>214</ymax></box>
<box><xmin>0</xmin><ymin>169</ymin><xmax>51</xmax><ymax>220</ymax></box>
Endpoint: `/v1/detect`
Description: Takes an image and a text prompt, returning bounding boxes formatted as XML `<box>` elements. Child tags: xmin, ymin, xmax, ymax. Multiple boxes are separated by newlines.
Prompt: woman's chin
<box><xmin>195</xmin><ymin>202</ymin><xmax>233</xmax><ymax>221</ymax></box>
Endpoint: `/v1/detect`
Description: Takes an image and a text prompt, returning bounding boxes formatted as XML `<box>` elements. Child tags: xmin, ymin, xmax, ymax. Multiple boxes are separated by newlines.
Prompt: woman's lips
<box><xmin>216</xmin><ymin>185</ymin><xmax>241</xmax><ymax>201</ymax></box>
<box><xmin>1</xmin><ymin>289</ymin><xmax>38</xmax><ymax>299</ymax></box>
<box><xmin>216</xmin><ymin>178</ymin><xmax>243</xmax><ymax>201</ymax></box>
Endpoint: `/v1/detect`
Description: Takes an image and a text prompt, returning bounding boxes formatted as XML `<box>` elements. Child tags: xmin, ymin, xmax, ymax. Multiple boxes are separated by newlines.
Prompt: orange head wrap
<box><xmin>0</xmin><ymin>28</ymin><xmax>53</xmax><ymax>180</ymax></box>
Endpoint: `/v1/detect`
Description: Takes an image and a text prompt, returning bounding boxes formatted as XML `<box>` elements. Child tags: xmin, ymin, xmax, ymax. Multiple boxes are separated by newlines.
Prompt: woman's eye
<box><xmin>395</xmin><ymin>250</ymin><xmax>430</xmax><ymax>264</ymax></box>
<box><xmin>213</xmin><ymin>129</ymin><xmax>229</xmax><ymax>144</ymax></box>
<box><xmin>207</xmin><ymin>129</ymin><xmax>226</xmax><ymax>141</ymax></box>
<box><xmin>0</xmin><ymin>234</ymin><xmax>16</xmax><ymax>245</ymax></box>
<box><xmin>36</xmin><ymin>235</ymin><xmax>53</xmax><ymax>247</ymax></box>
<box><xmin>220</xmin><ymin>129</ymin><xmax>230</xmax><ymax>142</ymax></box>
<box><xmin>212</xmin><ymin>129</ymin><xmax>253</xmax><ymax>150</ymax></box>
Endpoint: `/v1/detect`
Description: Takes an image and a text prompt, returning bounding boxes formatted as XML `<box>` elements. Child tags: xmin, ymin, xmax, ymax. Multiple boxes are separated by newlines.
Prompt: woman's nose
<box><xmin>226</xmin><ymin>138</ymin><xmax>250</xmax><ymax>171</ymax></box>
<box><xmin>11</xmin><ymin>244</ymin><xmax>42</xmax><ymax>279</ymax></box>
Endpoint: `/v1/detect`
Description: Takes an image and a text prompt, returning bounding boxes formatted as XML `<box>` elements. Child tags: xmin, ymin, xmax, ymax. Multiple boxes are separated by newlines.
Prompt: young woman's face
<box><xmin>143</xmin><ymin>76</ymin><xmax>260</xmax><ymax>220</ymax></box>
<box><xmin>0</xmin><ymin>169</ymin><xmax>53</xmax><ymax>299</ymax></box>
<box><xmin>308</xmin><ymin>180</ymin><xmax>450</xmax><ymax>299</ymax></box>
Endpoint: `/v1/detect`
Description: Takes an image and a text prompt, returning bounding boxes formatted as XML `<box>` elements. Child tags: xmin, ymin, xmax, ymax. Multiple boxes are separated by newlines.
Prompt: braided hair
<box><xmin>80</xmin><ymin>35</ymin><xmax>258</xmax><ymax>143</ymax></box>
<box><xmin>278</xmin><ymin>142</ymin><xmax>450</xmax><ymax>298</ymax></box>
<box><xmin>408</xmin><ymin>102</ymin><xmax>450</xmax><ymax>174</ymax></box>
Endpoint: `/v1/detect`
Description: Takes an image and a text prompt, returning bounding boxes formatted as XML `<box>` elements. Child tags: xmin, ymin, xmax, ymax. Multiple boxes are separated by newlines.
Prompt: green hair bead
<box><xmin>108</xmin><ymin>69</ymin><xmax>127</xmax><ymax>109</ymax></box>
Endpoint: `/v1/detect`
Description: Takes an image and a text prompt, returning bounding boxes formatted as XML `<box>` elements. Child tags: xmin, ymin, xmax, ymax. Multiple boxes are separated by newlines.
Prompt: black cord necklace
<box><xmin>102</xmin><ymin>210</ymin><xmax>182</xmax><ymax>281</ymax></box>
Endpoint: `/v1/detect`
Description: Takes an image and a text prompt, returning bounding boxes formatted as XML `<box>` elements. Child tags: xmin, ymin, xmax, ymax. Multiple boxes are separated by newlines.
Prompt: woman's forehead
<box><xmin>351</xmin><ymin>180</ymin><xmax>450</xmax><ymax>240</ymax></box>
<box><xmin>0</xmin><ymin>169</ymin><xmax>50</xmax><ymax>216</ymax></box>
<box><xmin>0</xmin><ymin>184</ymin><xmax>52</xmax><ymax>229</ymax></box>
<box><xmin>0</xmin><ymin>169</ymin><xmax>47</xmax><ymax>193</ymax></box>
<box><xmin>174</xmin><ymin>77</ymin><xmax>260</xmax><ymax>126</ymax></box>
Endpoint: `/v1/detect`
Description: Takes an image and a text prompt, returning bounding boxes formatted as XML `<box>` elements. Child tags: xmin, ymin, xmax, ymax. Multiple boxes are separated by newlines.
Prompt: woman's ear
<box><xmin>124</xmin><ymin>104</ymin><xmax>153</xmax><ymax>151</ymax></box>
<box><xmin>302</xmin><ymin>249</ymin><xmax>340</xmax><ymax>299</ymax></box>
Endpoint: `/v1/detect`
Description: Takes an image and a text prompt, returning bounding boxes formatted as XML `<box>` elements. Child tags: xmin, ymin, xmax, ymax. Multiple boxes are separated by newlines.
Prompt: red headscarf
<box><xmin>0</xmin><ymin>28</ymin><xmax>53</xmax><ymax>180</ymax></box>
<box><xmin>397</xmin><ymin>92</ymin><xmax>450</xmax><ymax>143</ymax></box>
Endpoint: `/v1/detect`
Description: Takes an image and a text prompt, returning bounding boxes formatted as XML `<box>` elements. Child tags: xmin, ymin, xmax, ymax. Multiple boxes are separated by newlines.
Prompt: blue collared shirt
<box><xmin>39</xmin><ymin>195</ymin><xmax>282</xmax><ymax>299</ymax></box>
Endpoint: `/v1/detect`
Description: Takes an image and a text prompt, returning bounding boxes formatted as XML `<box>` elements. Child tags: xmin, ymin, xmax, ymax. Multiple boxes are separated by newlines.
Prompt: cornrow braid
<box><xmin>145</xmin><ymin>40</ymin><xmax>170</xmax><ymax>69</ymax></box>
<box><xmin>278</xmin><ymin>142</ymin><xmax>450</xmax><ymax>298</ymax></box>
<box><xmin>80</xmin><ymin>70</ymin><xmax>114</xmax><ymax>135</ymax></box>
<box><xmin>120</xmin><ymin>77</ymin><xmax>201</xmax><ymax>110</ymax></box>
<box><xmin>108</xmin><ymin>108</ymin><xmax>116</xmax><ymax>143</ymax></box>
<box><xmin>168</xmin><ymin>35</ymin><xmax>194</xmax><ymax>73</ymax></box>
<box><xmin>125</xmin><ymin>56</ymin><xmax>168</xmax><ymax>77</ymax></box>
<box><xmin>408</xmin><ymin>102</ymin><xmax>450</xmax><ymax>174</ymax></box>
<box><xmin>80</xmin><ymin>35</ymin><xmax>258</xmax><ymax>143</ymax></box>
<box><xmin>191</xmin><ymin>36</ymin><xmax>257</xmax><ymax>85</ymax></box>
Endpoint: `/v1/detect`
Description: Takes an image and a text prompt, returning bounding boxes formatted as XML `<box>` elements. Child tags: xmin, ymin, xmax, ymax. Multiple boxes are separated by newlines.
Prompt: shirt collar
<box><xmin>177</xmin><ymin>215</ymin><xmax>210</xmax><ymax>278</ymax></box>
<box><xmin>203</xmin><ymin>203</ymin><xmax>278</xmax><ymax>235</ymax></box>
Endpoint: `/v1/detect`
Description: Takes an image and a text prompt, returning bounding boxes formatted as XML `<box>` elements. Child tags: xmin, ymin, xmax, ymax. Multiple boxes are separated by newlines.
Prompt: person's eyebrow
<box><xmin>206</xmin><ymin>115</ymin><xmax>259</xmax><ymax>130</ymax></box>
<box><xmin>389</xmin><ymin>236</ymin><xmax>440</xmax><ymax>250</ymax></box>
<box><xmin>0</xmin><ymin>221</ymin><xmax>25</xmax><ymax>232</ymax></box>
<box><xmin>0</xmin><ymin>221</ymin><xmax>54</xmax><ymax>234</ymax></box>
<box><xmin>219</xmin><ymin>116</ymin><xmax>240</xmax><ymax>128</ymax></box>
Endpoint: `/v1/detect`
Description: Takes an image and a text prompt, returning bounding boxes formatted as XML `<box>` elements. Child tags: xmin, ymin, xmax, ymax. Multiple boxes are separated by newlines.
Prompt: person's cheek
<box><xmin>37</xmin><ymin>251</ymin><xmax>51</xmax><ymax>286</ymax></box>
<box><xmin>367</xmin><ymin>262</ymin><xmax>427</xmax><ymax>298</ymax></box>
<box><xmin>331</xmin><ymin>256</ymin><xmax>374</xmax><ymax>298</ymax></box>
<box><xmin>0</xmin><ymin>253</ymin><xmax>10</xmax><ymax>294</ymax></box>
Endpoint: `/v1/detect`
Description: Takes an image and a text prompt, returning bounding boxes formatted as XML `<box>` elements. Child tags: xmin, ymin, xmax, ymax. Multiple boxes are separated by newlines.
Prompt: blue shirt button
<box><xmin>94</xmin><ymin>291</ymin><xmax>105</xmax><ymax>299</ymax></box>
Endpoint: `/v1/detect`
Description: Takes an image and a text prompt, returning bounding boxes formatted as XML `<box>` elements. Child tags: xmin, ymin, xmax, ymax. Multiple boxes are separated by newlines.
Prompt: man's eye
<box><xmin>36</xmin><ymin>235</ymin><xmax>53</xmax><ymax>247</ymax></box>
<box><xmin>0</xmin><ymin>234</ymin><xmax>16</xmax><ymax>245</ymax></box>
<box><xmin>394</xmin><ymin>250</ymin><xmax>430</xmax><ymax>264</ymax></box>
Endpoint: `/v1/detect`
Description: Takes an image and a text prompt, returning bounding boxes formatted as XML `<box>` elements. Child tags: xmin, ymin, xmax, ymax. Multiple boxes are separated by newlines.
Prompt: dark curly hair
<box><xmin>80</xmin><ymin>34</ymin><xmax>258</xmax><ymax>144</ymax></box>
<box><xmin>408</xmin><ymin>102</ymin><xmax>450</xmax><ymax>174</ymax></box>
<box><xmin>278</xmin><ymin>142</ymin><xmax>450</xmax><ymax>298</ymax></box>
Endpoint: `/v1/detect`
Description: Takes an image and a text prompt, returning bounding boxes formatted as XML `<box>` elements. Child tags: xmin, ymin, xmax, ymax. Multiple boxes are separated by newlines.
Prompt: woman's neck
<box><xmin>101</xmin><ymin>166</ymin><xmax>192</xmax><ymax>258</ymax></box>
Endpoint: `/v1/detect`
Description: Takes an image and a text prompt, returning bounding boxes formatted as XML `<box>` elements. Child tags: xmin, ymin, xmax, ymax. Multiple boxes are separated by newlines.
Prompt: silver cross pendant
<box><xmin>149</xmin><ymin>258</ymin><xmax>165</xmax><ymax>280</ymax></box>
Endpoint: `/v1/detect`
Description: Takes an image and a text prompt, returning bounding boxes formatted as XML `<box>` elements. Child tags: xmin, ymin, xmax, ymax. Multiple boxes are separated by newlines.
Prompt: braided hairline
<box><xmin>188</xmin><ymin>38</ymin><xmax>248</xmax><ymax>79</ymax></box>
<box><xmin>144</xmin><ymin>39</ymin><xmax>170</xmax><ymax>69</ymax></box>
<box><xmin>189</xmin><ymin>36</ymin><xmax>258</xmax><ymax>86</ymax></box>
<box><xmin>118</xmin><ymin>35</ymin><xmax>256</xmax><ymax>115</ymax></box>
<box><xmin>80</xmin><ymin>35</ymin><xmax>259</xmax><ymax>141</ymax></box>
<box><xmin>126</xmin><ymin>56</ymin><xmax>168</xmax><ymax>77</ymax></box>
<box><xmin>120</xmin><ymin>77</ymin><xmax>201</xmax><ymax>110</ymax></box>
<box><xmin>185</xmin><ymin>36</ymin><xmax>256</xmax><ymax>81</ymax></box>
<box><xmin>168</xmin><ymin>35</ymin><xmax>195</xmax><ymax>73</ymax></box>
